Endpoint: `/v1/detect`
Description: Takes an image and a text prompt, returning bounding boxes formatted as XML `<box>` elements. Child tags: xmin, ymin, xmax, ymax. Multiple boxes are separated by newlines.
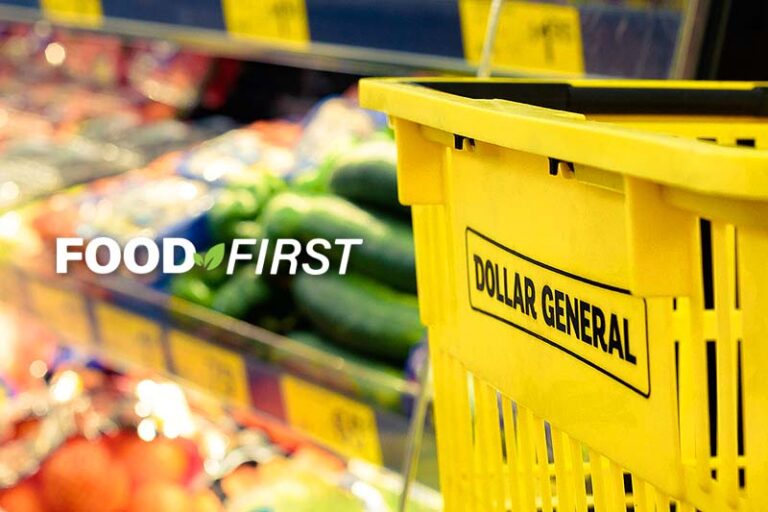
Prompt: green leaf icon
<box><xmin>194</xmin><ymin>252</ymin><xmax>204</xmax><ymax>267</ymax></box>
<box><xmin>203</xmin><ymin>243</ymin><xmax>226</xmax><ymax>270</ymax></box>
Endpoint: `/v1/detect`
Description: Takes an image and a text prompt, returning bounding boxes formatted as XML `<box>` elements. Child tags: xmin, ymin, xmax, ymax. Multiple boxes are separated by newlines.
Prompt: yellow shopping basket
<box><xmin>360</xmin><ymin>79</ymin><xmax>768</xmax><ymax>512</ymax></box>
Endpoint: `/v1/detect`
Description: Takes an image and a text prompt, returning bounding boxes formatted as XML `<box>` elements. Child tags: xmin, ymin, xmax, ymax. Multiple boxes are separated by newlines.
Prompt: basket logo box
<box><xmin>466</xmin><ymin>228</ymin><xmax>650</xmax><ymax>397</ymax></box>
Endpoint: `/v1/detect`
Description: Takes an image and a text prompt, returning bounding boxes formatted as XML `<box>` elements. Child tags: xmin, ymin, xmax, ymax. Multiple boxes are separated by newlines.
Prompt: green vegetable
<box><xmin>188</xmin><ymin>261</ymin><xmax>229</xmax><ymax>288</ymax></box>
<box><xmin>263</xmin><ymin>192</ymin><xmax>416</xmax><ymax>292</ymax></box>
<box><xmin>208</xmin><ymin>188</ymin><xmax>261</xmax><ymax>241</ymax></box>
<box><xmin>290</xmin><ymin>167</ymin><xmax>327</xmax><ymax>194</ymax></box>
<box><xmin>292</xmin><ymin>273</ymin><xmax>424</xmax><ymax>363</ymax></box>
<box><xmin>228</xmin><ymin>171</ymin><xmax>286</xmax><ymax>200</ymax></box>
<box><xmin>377</xmin><ymin>127</ymin><xmax>395</xmax><ymax>140</ymax></box>
<box><xmin>328</xmin><ymin>140</ymin><xmax>408</xmax><ymax>217</ymax></box>
<box><xmin>211</xmin><ymin>264</ymin><xmax>271</xmax><ymax>319</ymax></box>
<box><xmin>289</xmin><ymin>139</ymin><xmax>365</xmax><ymax>195</ymax></box>
<box><xmin>208</xmin><ymin>173</ymin><xmax>284</xmax><ymax>243</ymax></box>
<box><xmin>178</xmin><ymin>263</ymin><xmax>228</xmax><ymax>289</ymax></box>
<box><xmin>217</xmin><ymin>219</ymin><xmax>264</xmax><ymax>246</ymax></box>
<box><xmin>170</xmin><ymin>274</ymin><xmax>214</xmax><ymax>308</ymax></box>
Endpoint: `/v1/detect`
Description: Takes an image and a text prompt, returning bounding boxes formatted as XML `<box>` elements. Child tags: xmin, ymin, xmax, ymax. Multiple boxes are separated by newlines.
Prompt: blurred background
<box><xmin>0</xmin><ymin>1</ymin><xmax>764</xmax><ymax>511</ymax></box>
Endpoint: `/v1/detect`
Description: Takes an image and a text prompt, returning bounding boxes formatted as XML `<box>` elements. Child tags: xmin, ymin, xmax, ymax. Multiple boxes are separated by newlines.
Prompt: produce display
<box><xmin>0</xmin><ymin>332</ymin><xmax>440</xmax><ymax>512</ymax></box>
<box><xmin>167</xmin><ymin>125</ymin><xmax>425</xmax><ymax>380</ymax></box>
<box><xmin>16</xmin><ymin>95</ymin><xmax>425</xmax><ymax>414</ymax></box>
<box><xmin>0</xmin><ymin>24</ymin><xmax>220</xmax><ymax>213</ymax></box>
<box><xmin>0</xmin><ymin>25</ymin><xmax>434</xmax><ymax>511</ymax></box>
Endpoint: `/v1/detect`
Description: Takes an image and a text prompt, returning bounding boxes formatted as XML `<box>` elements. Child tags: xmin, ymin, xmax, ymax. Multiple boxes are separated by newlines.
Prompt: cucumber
<box><xmin>329</xmin><ymin>141</ymin><xmax>409</xmax><ymax>217</ymax></box>
<box><xmin>170</xmin><ymin>274</ymin><xmax>214</xmax><ymax>308</ymax></box>
<box><xmin>207</xmin><ymin>188</ymin><xmax>261</xmax><ymax>242</ymax></box>
<box><xmin>292</xmin><ymin>273</ymin><xmax>424</xmax><ymax>363</ymax></box>
<box><xmin>229</xmin><ymin>219</ymin><xmax>263</xmax><ymax>240</ymax></box>
<box><xmin>232</xmin><ymin>171</ymin><xmax>286</xmax><ymax>197</ymax></box>
<box><xmin>290</xmin><ymin>167</ymin><xmax>326</xmax><ymax>194</ymax></box>
<box><xmin>263</xmin><ymin>192</ymin><xmax>416</xmax><ymax>293</ymax></box>
<box><xmin>207</xmin><ymin>174</ymin><xmax>284</xmax><ymax>243</ymax></box>
<box><xmin>216</xmin><ymin>219</ymin><xmax>264</xmax><ymax>248</ymax></box>
<box><xmin>180</xmin><ymin>263</ymin><xmax>229</xmax><ymax>289</ymax></box>
<box><xmin>211</xmin><ymin>264</ymin><xmax>271</xmax><ymax>319</ymax></box>
<box><xmin>198</xmin><ymin>262</ymin><xmax>229</xmax><ymax>288</ymax></box>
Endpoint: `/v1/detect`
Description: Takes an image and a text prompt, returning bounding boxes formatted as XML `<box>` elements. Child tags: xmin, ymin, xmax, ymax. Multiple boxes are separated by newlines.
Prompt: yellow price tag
<box><xmin>168</xmin><ymin>331</ymin><xmax>250</xmax><ymax>405</ymax></box>
<box><xmin>222</xmin><ymin>0</ymin><xmax>309</xmax><ymax>45</ymax></box>
<box><xmin>0</xmin><ymin>264</ymin><xmax>20</xmax><ymax>306</ymax></box>
<box><xmin>94</xmin><ymin>303</ymin><xmax>166</xmax><ymax>373</ymax></box>
<box><xmin>28</xmin><ymin>281</ymin><xmax>92</xmax><ymax>346</ymax></box>
<box><xmin>460</xmin><ymin>0</ymin><xmax>584</xmax><ymax>74</ymax></box>
<box><xmin>282</xmin><ymin>376</ymin><xmax>382</xmax><ymax>464</ymax></box>
<box><xmin>40</xmin><ymin>0</ymin><xmax>103</xmax><ymax>27</ymax></box>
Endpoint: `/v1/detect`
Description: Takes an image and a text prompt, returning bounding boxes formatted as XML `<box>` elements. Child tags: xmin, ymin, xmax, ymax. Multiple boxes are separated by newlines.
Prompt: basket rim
<box><xmin>360</xmin><ymin>78</ymin><xmax>768</xmax><ymax>201</ymax></box>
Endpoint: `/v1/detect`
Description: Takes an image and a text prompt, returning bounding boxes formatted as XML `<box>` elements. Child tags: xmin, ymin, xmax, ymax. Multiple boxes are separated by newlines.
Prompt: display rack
<box><xmin>0</xmin><ymin>0</ymin><xmax>706</xmax><ymax>78</ymax></box>
<box><xmin>0</xmin><ymin>259</ymin><xmax>439</xmax><ymax>488</ymax></box>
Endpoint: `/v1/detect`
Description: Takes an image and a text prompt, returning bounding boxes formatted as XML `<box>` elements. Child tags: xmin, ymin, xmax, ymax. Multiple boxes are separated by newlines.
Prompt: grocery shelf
<box><xmin>0</xmin><ymin>0</ymin><xmax>705</xmax><ymax>78</ymax></box>
<box><xmin>0</xmin><ymin>260</ymin><xmax>439</xmax><ymax>488</ymax></box>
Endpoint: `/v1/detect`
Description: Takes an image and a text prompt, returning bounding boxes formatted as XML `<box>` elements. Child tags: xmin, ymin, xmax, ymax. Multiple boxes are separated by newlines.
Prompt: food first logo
<box><xmin>56</xmin><ymin>237</ymin><xmax>363</xmax><ymax>276</ymax></box>
<box><xmin>466</xmin><ymin>228</ymin><xmax>649</xmax><ymax>396</ymax></box>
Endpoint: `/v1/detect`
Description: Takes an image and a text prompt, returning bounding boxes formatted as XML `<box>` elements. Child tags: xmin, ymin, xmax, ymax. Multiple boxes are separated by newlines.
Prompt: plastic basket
<box><xmin>360</xmin><ymin>79</ymin><xmax>768</xmax><ymax>512</ymax></box>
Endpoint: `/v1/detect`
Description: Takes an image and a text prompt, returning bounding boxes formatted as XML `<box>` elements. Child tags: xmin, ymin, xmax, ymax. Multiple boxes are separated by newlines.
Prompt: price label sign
<box><xmin>28</xmin><ymin>281</ymin><xmax>92</xmax><ymax>346</ymax></box>
<box><xmin>168</xmin><ymin>331</ymin><xmax>250</xmax><ymax>405</ymax></box>
<box><xmin>40</xmin><ymin>0</ymin><xmax>103</xmax><ymax>27</ymax></box>
<box><xmin>460</xmin><ymin>0</ymin><xmax>584</xmax><ymax>74</ymax></box>
<box><xmin>0</xmin><ymin>373</ymin><xmax>11</xmax><ymax>407</ymax></box>
<box><xmin>222</xmin><ymin>0</ymin><xmax>309</xmax><ymax>45</ymax></box>
<box><xmin>282</xmin><ymin>376</ymin><xmax>382</xmax><ymax>464</ymax></box>
<box><xmin>95</xmin><ymin>303</ymin><xmax>166</xmax><ymax>373</ymax></box>
<box><xmin>0</xmin><ymin>264</ymin><xmax>21</xmax><ymax>306</ymax></box>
